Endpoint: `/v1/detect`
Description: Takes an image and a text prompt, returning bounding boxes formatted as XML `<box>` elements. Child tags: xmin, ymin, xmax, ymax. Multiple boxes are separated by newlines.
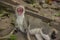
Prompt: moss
<box><xmin>0</xmin><ymin>10</ymin><xmax>5</xmax><ymax>17</ymax></box>
<box><xmin>55</xmin><ymin>13</ymin><xmax>60</xmax><ymax>17</ymax></box>
<box><xmin>24</xmin><ymin>0</ymin><xmax>35</xmax><ymax>4</ymax></box>
<box><xmin>0</xmin><ymin>29</ymin><xmax>4</xmax><ymax>32</ymax></box>
<box><xmin>30</xmin><ymin>0</ymin><xmax>35</xmax><ymax>4</ymax></box>
<box><xmin>9</xmin><ymin>35</ymin><xmax>16</xmax><ymax>40</ymax></box>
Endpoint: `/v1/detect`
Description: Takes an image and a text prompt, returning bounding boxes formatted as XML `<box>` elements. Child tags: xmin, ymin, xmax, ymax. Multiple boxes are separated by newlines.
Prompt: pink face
<box><xmin>17</xmin><ymin>7</ymin><xmax>23</xmax><ymax>15</ymax></box>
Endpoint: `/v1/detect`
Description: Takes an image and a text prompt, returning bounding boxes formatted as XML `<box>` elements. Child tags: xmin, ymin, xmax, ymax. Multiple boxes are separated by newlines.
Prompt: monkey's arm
<box><xmin>39</xmin><ymin>28</ymin><xmax>51</xmax><ymax>40</ymax></box>
<box><xmin>35</xmin><ymin>34</ymin><xmax>43</xmax><ymax>40</ymax></box>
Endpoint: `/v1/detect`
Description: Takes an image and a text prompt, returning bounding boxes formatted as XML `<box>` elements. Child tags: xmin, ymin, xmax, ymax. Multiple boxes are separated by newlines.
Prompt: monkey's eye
<box><xmin>17</xmin><ymin>7</ymin><xmax>23</xmax><ymax>15</ymax></box>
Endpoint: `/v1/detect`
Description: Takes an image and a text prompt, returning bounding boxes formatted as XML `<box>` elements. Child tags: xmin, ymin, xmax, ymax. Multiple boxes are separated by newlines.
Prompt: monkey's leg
<box><xmin>28</xmin><ymin>28</ymin><xmax>43</xmax><ymax>40</ymax></box>
<box><xmin>39</xmin><ymin>28</ymin><xmax>51</xmax><ymax>40</ymax></box>
<box><xmin>29</xmin><ymin>28</ymin><xmax>40</xmax><ymax>35</ymax></box>
<box><xmin>29</xmin><ymin>28</ymin><xmax>51</xmax><ymax>40</ymax></box>
<box><xmin>35</xmin><ymin>34</ymin><xmax>43</xmax><ymax>40</ymax></box>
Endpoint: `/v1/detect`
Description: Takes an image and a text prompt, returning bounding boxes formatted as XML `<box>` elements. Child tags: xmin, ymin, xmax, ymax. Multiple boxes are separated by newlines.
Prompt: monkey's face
<box><xmin>17</xmin><ymin>7</ymin><xmax>23</xmax><ymax>15</ymax></box>
<box><xmin>15</xmin><ymin>5</ymin><xmax>25</xmax><ymax>16</ymax></box>
<box><xmin>50</xmin><ymin>30</ymin><xmax>59</xmax><ymax>40</ymax></box>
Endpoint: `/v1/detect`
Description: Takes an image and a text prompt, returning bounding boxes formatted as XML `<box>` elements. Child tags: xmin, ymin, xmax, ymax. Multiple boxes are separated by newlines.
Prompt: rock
<box><xmin>50</xmin><ymin>1</ymin><xmax>59</xmax><ymax>9</ymax></box>
<box><xmin>42</xmin><ymin>4</ymin><xmax>49</xmax><ymax>8</ymax></box>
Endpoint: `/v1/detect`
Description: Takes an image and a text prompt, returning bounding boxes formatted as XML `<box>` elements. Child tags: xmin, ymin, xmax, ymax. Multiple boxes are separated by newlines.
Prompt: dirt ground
<box><xmin>0</xmin><ymin>0</ymin><xmax>60</xmax><ymax>40</ymax></box>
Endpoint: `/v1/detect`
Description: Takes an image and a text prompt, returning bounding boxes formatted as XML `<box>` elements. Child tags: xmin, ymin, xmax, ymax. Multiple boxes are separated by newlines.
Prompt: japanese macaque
<box><xmin>45</xmin><ymin>0</ymin><xmax>52</xmax><ymax>4</ymax></box>
<box><xmin>15</xmin><ymin>5</ymin><xmax>25</xmax><ymax>32</ymax></box>
<box><xmin>29</xmin><ymin>28</ymin><xmax>50</xmax><ymax>40</ymax></box>
<box><xmin>45</xmin><ymin>0</ymin><xmax>59</xmax><ymax>4</ymax></box>
<box><xmin>15</xmin><ymin>5</ymin><xmax>58</xmax><ymax>40</ymax></box>
<box><xmin>29</xmin><ymin>27</ymin><xmax>58</xmax><ymax>40</ymax></box>
<box><xmin>39</xmin><ymin>0</ymin><xmax>53</xmax><ymax>5</ymax></box>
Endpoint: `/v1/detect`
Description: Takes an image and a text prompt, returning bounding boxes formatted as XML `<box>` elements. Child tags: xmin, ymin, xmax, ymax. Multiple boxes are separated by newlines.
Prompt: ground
<box><xmin>0</xmin><ymin>0</ymin><xmax>60</xmax><ymax>40</ymax></box>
